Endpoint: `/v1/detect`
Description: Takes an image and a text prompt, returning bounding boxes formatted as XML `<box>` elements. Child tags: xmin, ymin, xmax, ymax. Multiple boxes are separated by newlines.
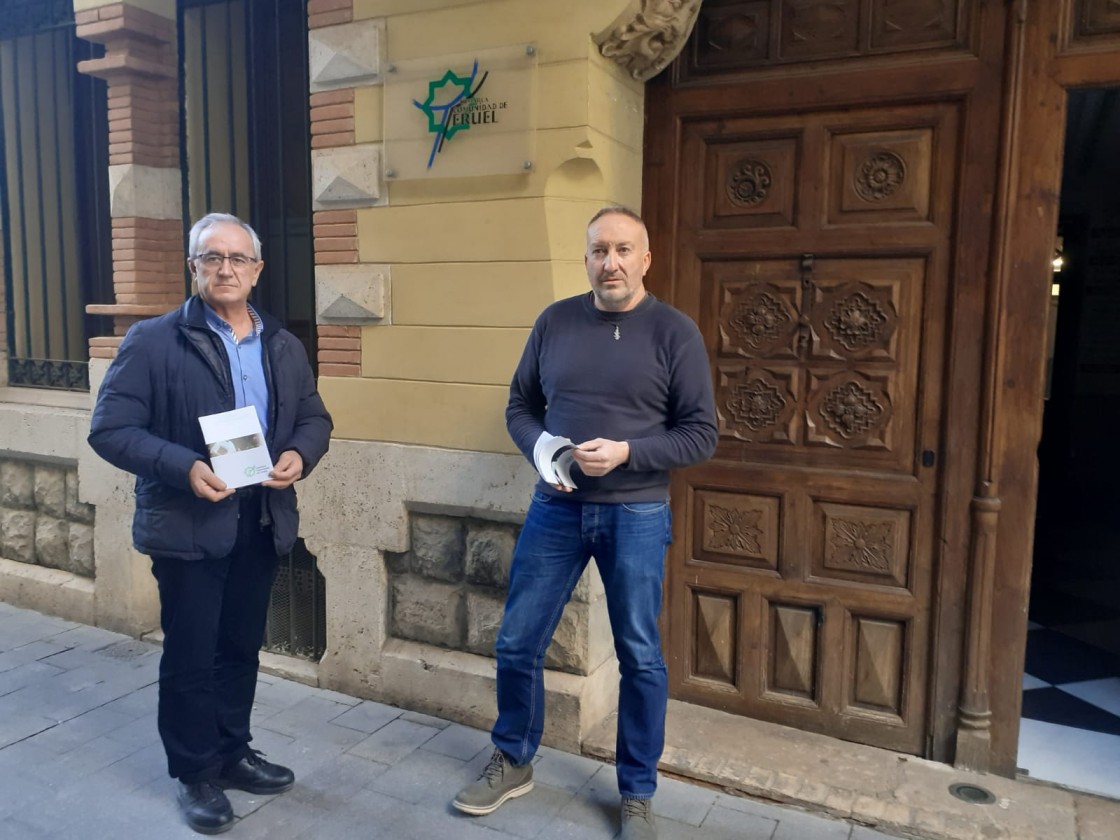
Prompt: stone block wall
<box><xmin>387</xmin><ymin>512</ymin><xmax>601</xmax><ymax>676</ymax></box>
<box><xmin>0</xmin><ymin>458</ymin><xmax>95</xmax><ymax>576</ymax></box>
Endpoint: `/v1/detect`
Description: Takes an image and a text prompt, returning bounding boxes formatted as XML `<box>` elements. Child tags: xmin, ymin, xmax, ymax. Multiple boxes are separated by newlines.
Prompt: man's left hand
<box><xmin>263</xmin><ymin>450</ymin><xmax>304</xmax><ymax>489</ymax></box>
<box><xmin>572</xmin><ymin>438</ymin><xmax>629</xmax><ymax>476</ymax></box>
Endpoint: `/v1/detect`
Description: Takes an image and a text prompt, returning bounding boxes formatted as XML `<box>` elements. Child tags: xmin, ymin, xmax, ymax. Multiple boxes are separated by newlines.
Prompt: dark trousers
<box><xmin>150</xmin><ymin>491</ymin><xmax>279</xmax><ymax>782</ymax></box>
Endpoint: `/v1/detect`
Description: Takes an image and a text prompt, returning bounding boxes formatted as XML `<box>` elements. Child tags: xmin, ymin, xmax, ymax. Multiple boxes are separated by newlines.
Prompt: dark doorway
<box><xmin>1021</xmin><ymin>88</ymin><xmax>1120</xmax><ymax>798</ymax></box>
<box><xmin>179</xmin><ymin>0</ymin><xmax>316</xmax><ymax>367</ymax></box>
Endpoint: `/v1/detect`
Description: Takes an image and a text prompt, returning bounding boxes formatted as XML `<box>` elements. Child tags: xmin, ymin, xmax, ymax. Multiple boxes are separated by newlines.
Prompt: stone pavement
<box><xmin>0</xmin><ymin>601</ymin><xmax>897</xmax><ymax>840</ymax></box>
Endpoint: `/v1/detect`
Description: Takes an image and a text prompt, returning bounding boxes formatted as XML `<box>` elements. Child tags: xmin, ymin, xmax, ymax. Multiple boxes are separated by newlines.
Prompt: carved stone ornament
<box><xmin>855</xmin><ymin>151</ymin><xmax>906</xmax><ymax>201</ymax></box>
<box><xmin>727</xmin><ymin>159</ymin><xmax>773</xmax><ymax>207</ymax></box>
<box><xmin>727</xmin><ymin>378</ymin><xmax>785</xmax><ymax>431</ymax></box>
<box><xmin>595</xmin><ymin>0</ymin><xmax>704</xmax><ymax>81</ymax></box>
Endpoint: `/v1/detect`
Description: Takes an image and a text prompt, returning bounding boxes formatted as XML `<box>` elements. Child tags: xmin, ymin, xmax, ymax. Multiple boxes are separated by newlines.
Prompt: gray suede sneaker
<box><xmin>620</xmin><ymin>796</ymin><xmax>658</xmax><ymax>840</ymax></box>
<box><xmin>452</xmin><ymin>748</ymin><xmax>534</xmax><ymax>815</ymax></box>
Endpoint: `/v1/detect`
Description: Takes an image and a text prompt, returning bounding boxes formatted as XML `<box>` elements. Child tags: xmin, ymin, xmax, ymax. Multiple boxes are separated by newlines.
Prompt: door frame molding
<box><xmin>980</xmin><ymin>0</ymin><xmax>1120</xmax><ymax>774</ymax></box>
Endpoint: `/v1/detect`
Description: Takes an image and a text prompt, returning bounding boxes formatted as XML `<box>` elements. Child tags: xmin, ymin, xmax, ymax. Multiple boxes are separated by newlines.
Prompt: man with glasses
<box><xmin>89</xmin><ymin>212</ymin><xmax>332</xmax><ymax>835</ymax></box>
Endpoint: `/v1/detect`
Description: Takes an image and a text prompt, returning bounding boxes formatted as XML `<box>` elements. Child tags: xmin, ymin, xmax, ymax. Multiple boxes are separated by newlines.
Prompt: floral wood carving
<box><xmin>595</xmin><ymin>0</ymin><xmax>703</xmax><ymax>81</ymax></box>
<box><xmin>825</xmin><ymin>291</ymin><xmax>888</xmax><ymax>351</ymax></box>
<box><xmin>727</xmin><ymin>159</ymin><xmax>773</xmax><ymax>207</ymax></box>
<box><xmin>729</xmin><ymin>292</ymin><xmax>790</xmax><ymax>349</ymax></box>
<box><xmin>727</xmin><ymin>378</ymin><xmax>785</xmax><ymax>431</ymax></box>
<box><xmin>707</xmin><ymin>505</ymin><xmax>764</xmax><ymax>555</ymax></box>
<box><xmin>855</xmin><ymin>151</ymin><xmax>906</xmax><ymax>201</ymax></box>
<box><xmin>820</xmin><ymin>380</ymin><xmax>883</xmax><ymax>438</ymax></box>
<box><xmin>826</xmin><ymin>517</ymin><xmax>893</xmax><ymax>572</ymax></box>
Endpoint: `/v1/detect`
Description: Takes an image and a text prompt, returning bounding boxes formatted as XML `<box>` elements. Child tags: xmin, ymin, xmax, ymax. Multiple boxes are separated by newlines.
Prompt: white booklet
<box><xmin>533</xmin><ymin>434</ymin><xmax>578</xmax><ymax>490</ymax></box>
<box><xmin>198</xmin><ymin>406</ymin><xmax>273</xmax><ymax>489</ymax></box>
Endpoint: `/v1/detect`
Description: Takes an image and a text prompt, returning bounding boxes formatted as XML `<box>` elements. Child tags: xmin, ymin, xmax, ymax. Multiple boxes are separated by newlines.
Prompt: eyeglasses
<box><xmin>194</xmin><ymin>252</ymin><xmax>258</xmax><ymax>271</ymax></box>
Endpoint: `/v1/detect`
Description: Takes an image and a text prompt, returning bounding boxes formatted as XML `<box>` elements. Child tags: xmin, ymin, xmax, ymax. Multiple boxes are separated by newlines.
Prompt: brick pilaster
<box><xmin>76</xmin><ymin>3</ymin><xmax>183</xmax><ymax>357</ymax></box>
<box><xmin>317</xmin><ymin>325</ymin><xmax>361</xmax><ymax>376</ymax></box>
<box><xmin>309</xmin><ymin>1</ymin><xmax>362</xmax><ymax>376</ymax></box>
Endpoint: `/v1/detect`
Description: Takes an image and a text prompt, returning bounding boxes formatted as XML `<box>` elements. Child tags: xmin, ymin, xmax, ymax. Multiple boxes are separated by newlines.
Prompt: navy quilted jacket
<box><xmin>88</xmin><ymin>296</ymin><xmax>333</xmax><ymax>560</ymax></box>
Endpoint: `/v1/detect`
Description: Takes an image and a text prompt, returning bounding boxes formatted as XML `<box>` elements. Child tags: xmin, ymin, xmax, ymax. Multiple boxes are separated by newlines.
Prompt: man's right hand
<box><xmin>189</xmin><ymin>460</ymin><xmax>235</xmax><ymax>502</ymax></box>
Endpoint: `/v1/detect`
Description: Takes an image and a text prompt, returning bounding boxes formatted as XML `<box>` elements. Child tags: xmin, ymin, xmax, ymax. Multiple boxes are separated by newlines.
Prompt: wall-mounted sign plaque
<box><xmin>383</xmin><ymin>43</ymin><xmax>538</xmax><ymax>180</ymax></box>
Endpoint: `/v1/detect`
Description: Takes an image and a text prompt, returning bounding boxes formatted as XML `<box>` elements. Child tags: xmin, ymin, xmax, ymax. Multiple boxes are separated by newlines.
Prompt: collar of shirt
<box><xmin>202</xmin><ymin>301</ymin><xmax>263</xmax><ymax>342</ymax></box>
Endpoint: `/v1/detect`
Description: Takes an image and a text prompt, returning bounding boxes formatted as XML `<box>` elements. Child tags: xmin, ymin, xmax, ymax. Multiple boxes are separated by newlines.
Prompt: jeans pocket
<box><xmin>530</xmin><ymin>489</ymin><xmax>556</xmax><ymax>504</ymax></box>
<box><xmin>620</xmin><ymin>501</ymin><xmax>668</xmax><ymax>514</ymax></box>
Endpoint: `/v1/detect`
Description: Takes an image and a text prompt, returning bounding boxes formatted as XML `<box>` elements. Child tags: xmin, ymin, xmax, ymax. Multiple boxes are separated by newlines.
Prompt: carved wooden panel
<box><xmin>811</xmin><ymin>501</ymin><xmax>912</xmax><ymax>589</ymax></box>
<box><xmin>780</xmin><ymin>0</ymin><xmax>860</xmax><ymax>60</ymax></box>
<box><xmin>706</xmin><ymin>136</ymin><xmax>800</xmax><ymax>228</ymax></box>
<box><xmin>680</xmin><ymin>0</ymin><xmax>974</xmax><ymax>80</ymax></box>
<box><xmin>716</xmin><ymin>365</ymin><xmax>799</xmax><ymax>444</ymax></box>
<box><xmin>805</xmin><ymin>369</ymin><xmax>894</xmax><ymax>450</ymax></box>
<box><xmin>829</xmin><ymin>128</ymin><xmax>933</xmax><ymax>224</ymax></box>
<box><xmin>870</xmin><ymin>0</ymin><xmax>960</xmax><ymax>51</ymax></box>
<box><xmin>848</xmin><ymin>615</ymin><xmax>906</xmax><ymax>717</ymax></box>
<box><xmin>1074</xmin><ymin>0</ymin><xmax>1120</xmax><ymax>39</ymax></box>
<box><xmin>719</xmin><ymin>275</ymin><xmax>801</xmax><ymax>359</ymax></box>
<box><xmin>690</xmin><ymin>0</ymin><xmax>771</xmax><ymax>70</ymax></box>
<box><xmin>707</xmin><ymin>257</ymin><xmax>922</xmax><ymax>466</ymax></box>
<box><xmin>811</xmin><ymin>282</ymin><xmax>899</xmax><ymax>361</ymax></box>
<box><xmin>690</xmin><ymin>588</ymin><xmax>740</xmax><ymax>687</ymax></box>
<box><xmin>693</xmin><ymin>489</ymin><xmax>781</xmax><ymax>569</ymax></box>
<box><xmin>764</xmin><ymin>601</ymin><xmax>820</xmax><ymax>703</ymax></box>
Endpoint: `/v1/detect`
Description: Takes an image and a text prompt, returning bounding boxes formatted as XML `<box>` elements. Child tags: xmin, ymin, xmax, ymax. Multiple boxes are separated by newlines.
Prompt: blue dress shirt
<box><xmin>202</xmin><ymin>301</ymin><xmax>270</xmax><ymax>441</ymax></box>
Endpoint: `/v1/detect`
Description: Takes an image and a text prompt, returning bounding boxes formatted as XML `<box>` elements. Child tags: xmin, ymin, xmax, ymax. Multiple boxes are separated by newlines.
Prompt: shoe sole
<box><xmin>183</xmin><ymin>817</ymin><xmax>235</xmax><ymax>835</ymax></box>
<box><xmin>218</xmin><ymin>780</ymin><xmax>295</xmax><ymax>796</ymax></box>
<box><xmin>452</xmin><ymin>780</ymin><xmax>534</xmax><ymax>816</ymax></box>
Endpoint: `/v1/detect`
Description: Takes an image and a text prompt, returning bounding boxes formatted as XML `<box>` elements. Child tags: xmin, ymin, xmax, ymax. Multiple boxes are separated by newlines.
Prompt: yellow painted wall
<box><xmin>323</xmin><ymin>0</ymin><xmax>644</xmax><ymax>453</ymax></box>
<box><xmin>361</xmin><ymin>326</ymin><xmax>530</xmax><ymax>385</ymax></box>
<box><xmin>320</xmin><ymin>377</ymin><xmax>517</xmax><ymax>453</ymax></box>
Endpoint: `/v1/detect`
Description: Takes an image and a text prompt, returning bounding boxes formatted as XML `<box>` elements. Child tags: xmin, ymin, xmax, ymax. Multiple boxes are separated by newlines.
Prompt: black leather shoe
<box><xmin>177</xmin><ymin>781</ymin><xmax>234</xmax><ymax>835</ymax></box>
<box><xmin>217</xmin><ymin>750</ymin><xmax>295</xmax><ymax>795</ymax></box>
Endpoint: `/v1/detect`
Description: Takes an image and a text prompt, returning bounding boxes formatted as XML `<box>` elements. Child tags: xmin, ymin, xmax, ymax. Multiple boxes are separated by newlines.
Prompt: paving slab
<box><xmin>8</xmin><ymin>601</ymin><xmax>1109</xmax><ymax>840</ymax></box>
<box><xmin>585</xmin><ymin>700</ymin><xmax>1120</xmax><ymax>840</ymax></box>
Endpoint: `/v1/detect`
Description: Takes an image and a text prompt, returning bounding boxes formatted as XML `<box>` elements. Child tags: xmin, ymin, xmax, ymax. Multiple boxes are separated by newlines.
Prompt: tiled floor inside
<box><xmin>1019</xmin><ymin>533</ymin><xmax>1120</xmax><ymax>800</ymax></box>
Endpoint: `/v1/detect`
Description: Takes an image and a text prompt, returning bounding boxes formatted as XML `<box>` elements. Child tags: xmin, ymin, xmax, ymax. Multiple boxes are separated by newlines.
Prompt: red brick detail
<box><xmin>309</xmin><ymin>9</ymin><xmax>352</xmax><ymax>29</ymax></box>
<box><xmin>318</xmin><ymin>336</ymin><xmax>361</xmax><ymax>351</ymax></box>
<box><xmin>318</xmin><ymin>349</ymin><xmax>362</xmax><ymax>364</ymax></box>
<box><xmin>317</xmin><ymin>363</ymin><xmax>360</xmax><ymax>377</ymax></box>
<box><xmin>311</xmin><ymin>132</ymin><xmax>357</xmax><ymax>149</ymax></box>
<box><xmin>310</xmin><ymin>103</ymin><xmax>355</xmax><ymax>123</ymax></box>
<box><xmin>313</xmin><ymin>223</ymin><xmax>358</xmax><ymax>238</ymax></box>
<box><xmin>77</xmin><ymin>3</ymin><xmax>180</xmax><ymax>170</ymax></box>
<box><xmin>107</xmin><ymin>217</ymin><xmax>186</xmax><ymax>314</ymax></box>
<box><xmin>314</xmin><ymin>251</ymin><xmax>360</xmax><ymax>265</ymax></box>
<box><xmin>314</xmin><ymin>210</ymin><xmax>358</xmax><ymax>225</ymax></box>
<box><xmin>308</xmin><ymin>0</ymin><xmax>352</xmax><ymax>13</ymax></box>
<box><xmin>311</xmin><ymin>117</ymin><xmax>356</xmax><ymax>135</ymax></box>
<box><xmin>314</xmin><ymin>237</ymin><xmax>359</xmax><ymax>252</ymax></box>
<box><xmin>310</xmin><ymin>89</ymin><xmax>355</xmax><ymax>108</ymax></box>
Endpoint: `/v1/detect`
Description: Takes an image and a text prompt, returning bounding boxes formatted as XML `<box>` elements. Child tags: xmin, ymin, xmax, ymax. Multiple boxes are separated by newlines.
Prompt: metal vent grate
<box><xmin>264</xmin><ymin>538</ymin><xmax>326</xmax><ymax>660</ymax></box>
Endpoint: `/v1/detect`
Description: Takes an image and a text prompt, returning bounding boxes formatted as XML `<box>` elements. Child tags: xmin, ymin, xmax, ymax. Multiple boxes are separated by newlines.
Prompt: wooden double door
<box><xmin>645</xmin><ymin>1</ymin><xmax>1010</xmax><ymax>756</ymax></box>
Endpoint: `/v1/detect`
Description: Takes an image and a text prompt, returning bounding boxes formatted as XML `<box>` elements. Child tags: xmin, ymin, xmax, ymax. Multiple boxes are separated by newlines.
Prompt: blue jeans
<box><xmin>492</xmin><ymin>490</ymin><xmax>672</xmax><ymax>799</ymax></box>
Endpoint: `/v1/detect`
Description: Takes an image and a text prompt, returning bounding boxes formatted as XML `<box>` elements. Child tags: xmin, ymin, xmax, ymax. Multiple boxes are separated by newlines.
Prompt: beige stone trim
<box><xmin>594</xmin><ymin>0</ymin><xmax>703</xmax><ymax>81</ymax></box>
<box><xmin>316</xmin><ymin>263</ymin><xmax>391</xmax><ymax>324</ymax></box>
<box><xmin>106</xmin><ymin>164</ymin><xmax>182</xmax><ymax>220</ymax></box>
<box><xmin>309</xmin><ymin>18</ymin><xmax>385</xmax><ymax>91</ymax></box>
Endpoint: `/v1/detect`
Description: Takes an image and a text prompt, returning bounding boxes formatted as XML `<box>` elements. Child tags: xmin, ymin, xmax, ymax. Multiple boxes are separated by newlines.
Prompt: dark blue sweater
<box><xmin>506</xmin><ymin>292</ymin><xmax>718</xmax><ymax>502</ymax></box>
